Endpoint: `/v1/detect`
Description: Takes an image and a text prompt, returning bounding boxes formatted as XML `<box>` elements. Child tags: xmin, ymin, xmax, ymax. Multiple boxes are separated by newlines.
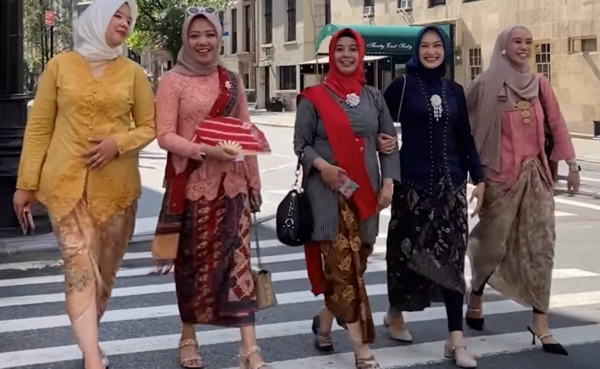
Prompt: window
<box><xmin>230</xmin><ymin>8</ymin><xmax>237</xmax><ymax>54</ymax></box>
<box><xmin>244</xmin><ymin>5</ymin><xmax>251</xmax><ymax>52</ymax></box>
<box><xmin>325</xmin><ymin>0</ymin><xmax>331</xmax><ymax>25</ymax></box>
<box><xmin>398</xmin><ymin>0</ymin><xmax>413</xmax><ymax>9</ymax></box>
<box><xmin>429</xmin><ymin>0</ymin><xmax>446</xmax><ymax>7</ymax></box>
<box><xmin>278</xmin><ymin>66</ymin><xmax>296</xmax><ymax>90</ymax></box>
<box><xmin>463</xmin><ymin>0</ymin><xmax>481</xmax><ymax>2</ymax></box>
<box><xmin>534</xmin><ymin>42</ymin><xmax>552</xmax><ymax>82</ymax></box>
<box><xmin>468</xmin><ymin>47</ymin><xmax>482</xmax><ymax>81</ymax></box>
<box><xmin>264</xmin><ymin>0</ymin><xmax>272</xmax><ymax>44</ymax></box>
<box><xmin>569</xmin><ymin>36</ymin><xmax>598</xmax><ymax>53</ymax></box>
<box><xmin>286</xmin><ymin>0</ymin><xmax>296</xmax><ymax>41</ymax></box>
<box><xmin>364</xmin><ymin>0</ymin><xmax>374</xmax><ymax>6</ymax></box>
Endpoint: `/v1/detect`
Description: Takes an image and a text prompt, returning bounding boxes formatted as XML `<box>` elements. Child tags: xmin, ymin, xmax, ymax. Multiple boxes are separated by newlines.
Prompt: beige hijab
<box><xmin>171</xmin><ymin>11</ymin><xmax>222</xmax><ymax>76</ymax></box>
<box><xmin>465</xmin><ymin>25</ymin><xmax>539</xmax><ymax>174</ymax></box>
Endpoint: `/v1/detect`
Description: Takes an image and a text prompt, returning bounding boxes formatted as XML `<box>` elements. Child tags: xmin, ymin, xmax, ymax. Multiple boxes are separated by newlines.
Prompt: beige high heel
<box><xmin>239</xmin><ymin>345</ymin><xmax>271</xmax><ymax>369</ymax></box>
<box><xmin>444</xmin><ymin>341</ymin><xmax>477</xmax><ymax>368</ymax></box>
<box><xmin>383</xmin><ymin>308</ymin><xmax>413</xmax><ymax>342</ymax></box>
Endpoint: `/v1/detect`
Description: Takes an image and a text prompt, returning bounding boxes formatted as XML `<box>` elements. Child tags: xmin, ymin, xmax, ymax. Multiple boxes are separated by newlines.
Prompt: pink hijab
<box><xmin>465</xmin><ymin>25</ymin><xmax>539</xmax><ymax>174</ymax></box>
<box><xmin>171</xmin><ymin>11</ymin><xmax>222</xmax><ymax>76</ymax></box>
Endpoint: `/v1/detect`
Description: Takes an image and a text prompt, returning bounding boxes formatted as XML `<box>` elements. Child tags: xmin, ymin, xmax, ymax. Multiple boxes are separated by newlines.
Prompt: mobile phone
<box><xmin>337</xmin><ymin>174</ymin><xmax>359</xmax><ymax>198</ymax></box>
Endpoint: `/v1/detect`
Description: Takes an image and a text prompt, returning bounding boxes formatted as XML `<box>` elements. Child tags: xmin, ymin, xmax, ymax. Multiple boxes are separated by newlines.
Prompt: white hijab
<box><xmin>73</xmin><ymin>0</ymin><xmax>138</xmax><ymax>61</ymax></box>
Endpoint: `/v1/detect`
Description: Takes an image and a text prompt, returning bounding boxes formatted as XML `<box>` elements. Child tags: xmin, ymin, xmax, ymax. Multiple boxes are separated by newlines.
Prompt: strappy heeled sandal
<box><xmin>311</xmin><ymin>313</ymin><xmax>335</xmax><ymax>352</ymax></box>
<box><xmin>354</xmin><ymin>355</ymin><xmax>381</xmax><ymax>369</ymax></box>
<box><xmin>527</xmin><ymin>326</ymin><xmax>569</xmax><ymax>356</ymax></box>
<box><xmin>178</xmin><ymin>338</ymin><xmax>205</xmax><ymax>368</ymax></box>
<box><xmin>444</xmin><ymin>342</ymin><xmax>477</xmax><ymax>368</ymax></box>
<box><xmin>238</xmin><ymin>345</ymin><xmax>271</xmax><ymax>369</ymax></box>
<box><xmin>82</xmin><ymin>348</ymin><xmax>109</xmax><ymax>368</ymax></box>
<box><xmin>465</xmin><ymin>305</ymin><xmax>484</xmax><ymax>331</ymax></box>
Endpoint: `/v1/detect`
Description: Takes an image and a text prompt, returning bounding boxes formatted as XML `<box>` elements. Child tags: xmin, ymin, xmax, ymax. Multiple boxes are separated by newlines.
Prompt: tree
<box><xmin>130</xmin><ymin>0</ymin><xmax>232</xmax><ymax>60</ymax></box>
<box><xmin>23</xmin><ymin>0</ymin><xmax>75</xmax><ymax>90</ymax></box>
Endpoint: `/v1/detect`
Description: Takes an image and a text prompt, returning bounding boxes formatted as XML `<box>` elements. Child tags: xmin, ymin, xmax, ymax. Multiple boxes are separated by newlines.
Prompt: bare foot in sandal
<box><xmin>179</xmin><ymin>338</ymin><xmax>204</xmax><ymax>368</ymax></box>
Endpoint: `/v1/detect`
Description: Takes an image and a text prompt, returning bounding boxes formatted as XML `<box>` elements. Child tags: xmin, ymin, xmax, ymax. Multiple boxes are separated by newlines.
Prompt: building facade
<box><xmin>248</xmin><ymin>0</ymin><xmax>319</xmax><ymax>110</ymax></box>
<box><xmin>326</xmin><ymin>0</ymin><xmax>600</xmax><ymax>135</ymax></box>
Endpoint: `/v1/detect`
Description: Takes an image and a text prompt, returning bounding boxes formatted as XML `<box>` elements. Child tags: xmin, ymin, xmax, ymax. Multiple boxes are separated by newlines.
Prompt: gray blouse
<box><xmin>292</xmin><ymin>86</ymin><xmax>401</xmax><ymax>244</ymax></box>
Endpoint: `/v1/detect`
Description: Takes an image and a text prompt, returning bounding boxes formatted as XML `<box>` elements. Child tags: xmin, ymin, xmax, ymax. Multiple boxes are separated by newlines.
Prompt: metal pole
<box><xmin>0</xmin><ymin>0</ymin><xmax>52</xmax><ymax>237</ymax></box>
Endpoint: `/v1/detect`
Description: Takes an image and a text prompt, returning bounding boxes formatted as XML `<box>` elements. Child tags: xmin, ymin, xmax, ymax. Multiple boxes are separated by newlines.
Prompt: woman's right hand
<box><xmin>204</xmin><ymin>146</ymin><xmax>238</xmax><ymax>161</ymax></box>
<box><xmin>13</xmin><ymin>189</ymin><xmax>35</xmax><ymax>223</ymax></box>
<box><xmin>320</xmin><ymin>163</ymin><xmax>346</xmax><ymax>190</ymax></box>
<box><xmin>153</xmin><ymin>259</ymin><xmax>174</xmax><ymax>275</ymax></box>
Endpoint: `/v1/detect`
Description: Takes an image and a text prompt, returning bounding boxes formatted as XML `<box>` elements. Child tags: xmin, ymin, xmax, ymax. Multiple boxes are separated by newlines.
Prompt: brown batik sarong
<box><xmin>318</xmin><ymin>197</ymin><xmax>374</xmax><ymax>344</ymax></box>
<box><xmin>50</xmin><ymin>199</ymin><xmax>137</xmax><ymax>320</ymax></box>
<box><xmin>174</xmin><ymin>182</ymin><xmax>257</xmax><ymax>327</ymax></box>
<box><xmin>468</xmin><ymin>159</ymin><xmax>555</xmax><ymax>312</ymax></box>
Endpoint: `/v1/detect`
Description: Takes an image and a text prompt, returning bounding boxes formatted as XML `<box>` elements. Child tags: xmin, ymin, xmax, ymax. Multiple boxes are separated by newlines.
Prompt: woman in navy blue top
<box><xmin>377</xmin><ymin>26</ymin><xmax>484</xmax><ymax>368</ymax></box>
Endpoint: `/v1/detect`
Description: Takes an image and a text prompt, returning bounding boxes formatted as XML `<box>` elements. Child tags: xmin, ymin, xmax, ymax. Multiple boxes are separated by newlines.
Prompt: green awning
<box><xmin>315</xmin><ymin>24</ymin><xmax>452</xmax><ymax>56</ymax></box>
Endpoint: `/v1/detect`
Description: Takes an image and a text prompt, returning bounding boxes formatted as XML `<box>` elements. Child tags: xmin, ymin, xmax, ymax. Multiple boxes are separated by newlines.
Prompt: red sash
<box><xmin>300</xmin><ymin>85</ymin><xmax>378</xmax><ymax>220</ymax></box>
<box><xmin>164</xmin><ymin>66</ymin><xmax>232</xmax><ymax>214</ymax></box>
<box><xmin>300</xmin><ymin>85</ymin><xmax>378</xmax><ymax>296</ymax></box>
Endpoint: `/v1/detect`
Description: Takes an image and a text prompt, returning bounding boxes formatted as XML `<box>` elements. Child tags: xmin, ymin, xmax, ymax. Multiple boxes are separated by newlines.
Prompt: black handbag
<box><xmin>276</xmin><ymin>149</ymin><xmax>313</xmax><ymax>246</ymax></box>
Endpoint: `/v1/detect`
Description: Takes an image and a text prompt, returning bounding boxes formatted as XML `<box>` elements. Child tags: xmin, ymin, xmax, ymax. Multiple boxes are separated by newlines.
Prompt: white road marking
<box><xmin>1</xmin><ymin>293</ymin><xmax>600</xmax><ymax>368</ymax></box>
<box><xmin>554</xmin><ymin>197</ymin><xmax>600</xmax><ymax>211</ymax></box>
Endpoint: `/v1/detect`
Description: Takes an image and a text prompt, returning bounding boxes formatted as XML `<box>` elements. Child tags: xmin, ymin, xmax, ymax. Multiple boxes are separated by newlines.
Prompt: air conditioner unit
<box><xmin>363</xmin><ymin>5</ymin><xmax>374</xmax><ymax>17</ymax></box>
<box><xmin>398</xmin><ymin>0</ymin><xmax>413</xmax><ymax>10</ymax></box>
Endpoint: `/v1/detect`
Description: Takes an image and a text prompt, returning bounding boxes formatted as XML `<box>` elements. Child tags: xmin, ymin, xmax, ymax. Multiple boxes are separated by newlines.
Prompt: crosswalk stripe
<box><xmin>0</xmin><ymin>264</ymin><xmax>596</xmax><ymax>308</ymax></box>
<box><xmin>1</xmin><ymin>291</ymin><xmax>599</xmax><ymax>368</ymax></box>
<box><xmin>219</xmin><ymin>324</ymin><xmax>600</xmax><ymax>369</ymax></box>
<box><xmin>0</xmin><ymin>268</ymin><xmax>597</xmax><ymax>332</ymax></box>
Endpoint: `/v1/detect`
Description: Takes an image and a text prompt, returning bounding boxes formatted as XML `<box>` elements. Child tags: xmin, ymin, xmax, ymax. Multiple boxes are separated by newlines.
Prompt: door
<box><xmin>264</xmin><ymin>66</ymin><xmax>270</xmax><ymax>105</ymax></box>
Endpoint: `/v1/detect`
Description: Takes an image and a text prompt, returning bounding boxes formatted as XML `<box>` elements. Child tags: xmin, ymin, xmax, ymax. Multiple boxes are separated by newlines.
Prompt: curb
<box><xmin>253</xmin><ymin>121</ymin><xmax>295</xmax><ymax>128</ymax></box>
<box><xmin>0</xmin><ymin>213</ymin><xmax>278</xmax><ymax>257</ymax></box>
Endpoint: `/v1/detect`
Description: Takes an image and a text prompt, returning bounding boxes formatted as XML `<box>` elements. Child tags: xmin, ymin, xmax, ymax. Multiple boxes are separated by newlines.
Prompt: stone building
<box><xmin>320</xmin><ymin>0</ymin><xmax>600</xmax><ymax>135</ymax></box>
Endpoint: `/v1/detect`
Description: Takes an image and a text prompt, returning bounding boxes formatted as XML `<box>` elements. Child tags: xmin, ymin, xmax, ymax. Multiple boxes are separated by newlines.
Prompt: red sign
<box><xmin>44</xmin><ymin>10</ymin><xmax>55</xmax><ymax>26</ymax></box>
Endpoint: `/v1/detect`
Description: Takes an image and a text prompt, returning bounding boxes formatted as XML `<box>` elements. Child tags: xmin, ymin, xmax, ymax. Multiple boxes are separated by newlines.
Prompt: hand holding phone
<box><xmin>337</xmin><ymin>174</ymin><xmax>359</xmax><ymax>198</ymax></box>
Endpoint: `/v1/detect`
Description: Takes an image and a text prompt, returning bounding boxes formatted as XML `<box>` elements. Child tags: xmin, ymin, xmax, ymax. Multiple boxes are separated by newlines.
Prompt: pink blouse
<box><xmin>491</xmin><ymin>76</ymin><xmax>575</xmax><ymax>186</ymax></box>
<box><xmin>155</xmin><ymin>71</ymin><xmax>260</xmax><ymax>201</ymax></box>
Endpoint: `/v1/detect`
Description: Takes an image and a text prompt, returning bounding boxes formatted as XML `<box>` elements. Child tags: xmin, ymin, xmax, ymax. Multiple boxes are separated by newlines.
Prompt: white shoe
<box><xmin>444</xmin><ymin>342</ymin><xmax>477</xmax><ymax>368</ymax></box>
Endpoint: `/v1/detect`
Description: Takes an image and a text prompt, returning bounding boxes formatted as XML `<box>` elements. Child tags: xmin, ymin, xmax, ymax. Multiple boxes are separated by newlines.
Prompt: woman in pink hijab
<box><xmin>151</xmin><ymin>8</ymin><xmax>269</xmax><ymax>369</ymax></box>
<box><xmin>465</xmin><ymin>25</ymin><xmax>579</xmax><ymax>356</ymax></box>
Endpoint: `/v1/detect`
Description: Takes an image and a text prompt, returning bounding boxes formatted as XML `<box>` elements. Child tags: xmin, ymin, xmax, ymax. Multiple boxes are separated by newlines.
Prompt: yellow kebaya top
<box><xmin>16</xmin><ymin>51</ymin><xmax>156</xmax><ymax>223</ymax></box>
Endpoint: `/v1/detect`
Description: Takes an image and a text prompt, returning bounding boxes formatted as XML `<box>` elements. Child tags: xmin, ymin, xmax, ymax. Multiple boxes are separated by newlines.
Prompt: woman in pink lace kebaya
<box><xmin>151</xmin><ymin>8</ymin><xmax>270</xmax><ymax>369</ymax></box>
<box><xmin>465</xmin><ymin>25</ymin><xmax>580</xmax><ymax>357</ymax></box>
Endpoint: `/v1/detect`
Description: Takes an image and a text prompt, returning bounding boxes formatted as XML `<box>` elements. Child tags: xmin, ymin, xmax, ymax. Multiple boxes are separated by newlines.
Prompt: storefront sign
<box><xmin>365</xmin><ymin>42</ymin><xmax>413</xmax><ymax>53</ymax></box>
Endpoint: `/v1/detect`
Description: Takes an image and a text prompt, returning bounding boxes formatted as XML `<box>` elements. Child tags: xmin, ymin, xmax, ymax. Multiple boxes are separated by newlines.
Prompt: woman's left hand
<box><xmin>567</xmin><ymin>170</ymin><xmax>580</xmax><ymax>194</ymax></box>
<box><xmin>377</xmin><ymin>182</ymin><xmax>393</xmax><ymax>211</ymax></box>
<box><xmin>249</xmin><ymin>189</ymin><xmax>262</xmax><ymax>213</ymax></box>
<box><xmin>376</xmin><ymin>133</ymin><xmax>397</xmax><ymax>154</ymax></box>
<box><xmin>470</xmin><ymin>182</ymin><xmax>485</xmax><ymax>217</ymax></box>
<box><xmin>84</xmin><ymin>137</ymin><xmax>119</xmax><ymax>169</ymax></box>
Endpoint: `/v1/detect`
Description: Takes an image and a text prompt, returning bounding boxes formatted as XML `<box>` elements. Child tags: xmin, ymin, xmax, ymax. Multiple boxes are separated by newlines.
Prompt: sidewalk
<box><xmin>250</xmin><ymin>111</ymin><xmax>600</xmax><ymax>163</ymax></box>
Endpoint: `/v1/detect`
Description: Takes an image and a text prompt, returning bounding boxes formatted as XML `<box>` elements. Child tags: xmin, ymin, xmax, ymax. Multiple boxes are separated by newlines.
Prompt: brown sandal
<box><xmin>238</xmin><ymin>345</ymin><xmax>271</xmax><ymax>369</ymax></box>
<box><xmin>178</xmin><ymin>338</ymin><xmax>204</xmax><ymax>368</ymax></box>
<box><xmin>314</xmin><ymin>334</ymin><xmax>334</xmax><ymax>352</ymax></box>
<box><xmin>354</xmin><ymin>355</ymin><xmax>381</xmax><ymax>369</ymax></box>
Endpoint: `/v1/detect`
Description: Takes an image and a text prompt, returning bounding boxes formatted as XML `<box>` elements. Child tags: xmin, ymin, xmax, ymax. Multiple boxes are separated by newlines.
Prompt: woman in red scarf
<box><xmin>293</xmin><ymin>29</ymin><xmax>400</xmax><ymax>368</ymax></box>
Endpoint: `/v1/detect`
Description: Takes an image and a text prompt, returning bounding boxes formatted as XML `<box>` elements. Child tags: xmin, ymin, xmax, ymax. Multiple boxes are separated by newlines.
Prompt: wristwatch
<box><xmin>568</xmin><ymin>164</ymin><xmax>581</xmax><ymax>172</ymax></box>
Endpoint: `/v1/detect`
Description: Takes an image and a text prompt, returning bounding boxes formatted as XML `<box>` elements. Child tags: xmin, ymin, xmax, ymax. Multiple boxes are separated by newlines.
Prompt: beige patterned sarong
<box><xmin>468</xmin><ymin>159</ymin><xmax>555</xmax><ymax>312</ymax></box>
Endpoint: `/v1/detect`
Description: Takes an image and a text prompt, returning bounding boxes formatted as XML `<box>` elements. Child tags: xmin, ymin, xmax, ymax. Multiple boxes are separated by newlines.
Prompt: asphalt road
<box><xmin>0</xmin><ymin>125</ymin><xmax>599</xmax><ymax>368</ymax></box>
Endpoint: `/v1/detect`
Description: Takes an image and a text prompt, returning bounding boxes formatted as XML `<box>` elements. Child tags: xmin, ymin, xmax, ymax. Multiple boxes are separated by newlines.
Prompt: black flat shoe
<box><xmin>527</xmin><ymin>326</ymin><xmax>569</xmax><ymax>356</ymax></box>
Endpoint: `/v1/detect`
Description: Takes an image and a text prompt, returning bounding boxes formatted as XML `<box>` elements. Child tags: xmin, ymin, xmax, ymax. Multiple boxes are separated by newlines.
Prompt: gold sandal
<box><xmin>178</xmin><ymin>338</ymin><xmax>204</xmax><ymax>369</ymax></box>
<box><xmin>238</xmin><ymin>345</ymin><xmax>271</xmax><ymax>369</ymax></box>
<box><xmin>354</xmin><ymin>355</ymin><xmax>381</xmax><ymax>369</ymax></box>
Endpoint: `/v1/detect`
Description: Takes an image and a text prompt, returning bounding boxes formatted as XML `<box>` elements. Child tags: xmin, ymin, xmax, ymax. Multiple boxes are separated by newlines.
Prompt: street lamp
<box><xmin>0</xmin><ymin>0</ymin><xmax>51</xmax><ymax>237</ymax></box>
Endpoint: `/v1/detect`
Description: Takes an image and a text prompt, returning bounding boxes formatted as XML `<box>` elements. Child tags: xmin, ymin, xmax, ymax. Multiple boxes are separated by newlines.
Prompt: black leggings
<box><xmin>445</xmin><ymin>288</ymin><xmax>465</xmax><ymax>332</ymax></box>
<box><xmin>471</xmin><ymin>274</ymin><xmax>545</xmax><ymax>314</ymax></box>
